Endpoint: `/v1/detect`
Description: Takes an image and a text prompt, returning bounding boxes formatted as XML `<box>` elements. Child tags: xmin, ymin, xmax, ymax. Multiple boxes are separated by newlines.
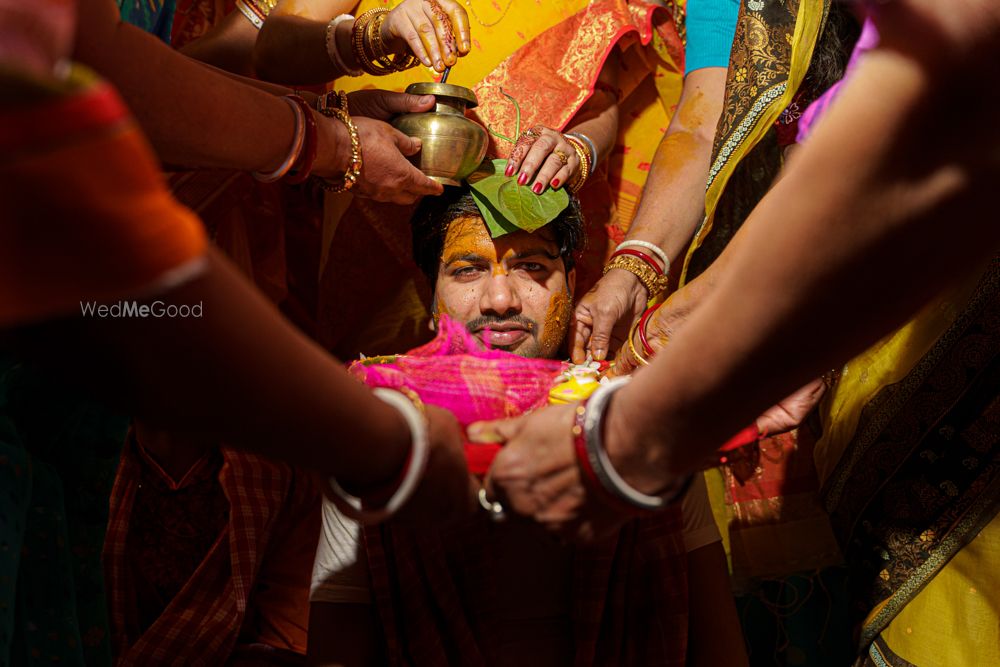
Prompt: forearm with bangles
<box><xmin>18</xmin><ymin>248</ymin><xmax>413</xmax><ymax>493</ymax></box>
<box><xmin>599</xmin><ymin>49</ymin><xmax>1000</xmax><ymax>493</ymax></box>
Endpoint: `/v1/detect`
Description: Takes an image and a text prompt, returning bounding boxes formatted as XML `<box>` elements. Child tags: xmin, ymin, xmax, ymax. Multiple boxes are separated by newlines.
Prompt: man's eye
<box><xmin>452</xmin><ymin>266</ymin><xmax>482</xmax><ymax>277</ymax></box>
<box><xmin>517</xmin><ymin>262</ymin><xmax>546</xmax><ymax>272</ymax></box>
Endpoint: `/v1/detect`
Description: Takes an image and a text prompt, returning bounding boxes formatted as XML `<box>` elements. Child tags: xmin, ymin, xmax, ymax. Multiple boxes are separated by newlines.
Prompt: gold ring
<box><xmin>552</xmin><ymin>149</ymin><xmax>570</xmax><ymax>166</ymax></box>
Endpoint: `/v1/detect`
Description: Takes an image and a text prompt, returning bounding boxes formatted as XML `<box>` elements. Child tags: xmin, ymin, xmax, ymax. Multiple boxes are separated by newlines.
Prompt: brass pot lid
<box><xmin>404</xmin><ymin>82</ymin><xmax>479</xmax><ymax>109</ymax></box>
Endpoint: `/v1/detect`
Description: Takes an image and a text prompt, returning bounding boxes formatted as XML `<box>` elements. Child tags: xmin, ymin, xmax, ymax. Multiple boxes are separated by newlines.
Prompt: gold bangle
<box><xmin>316</xmin><ymin>107</ymin><xmax>363</xmax><ymax>193</ymax></box>
<box><xmin>351</xmin><ymin>8</ymin><xmax>419</xmax><ymax>75</ymax></box>
<box><xmin>626</xmin><ymin>319</ymin><xmax>650</xmax><ymax>366</ymax></box>
<box><xmin>371</xmin><ymin>11</ymin><xmax>421</xmax><ymax>72</ymax></box>
<box><xmin>246</xmin><ymin>0</ymin><xmax>278</xmax><ymax>18</ymax></box>
<box><xmin>603</xmin><ymin>255</ymin><xmax>669</xmax><ymax>299</ymax></box>
<box><xmin>565</xmin><ymin>135</ymin><xmax>591</xmax><ymax>194</ymax></box>
<box><xmin>352</xmin><ymin>9</ymin><xmax>387</xmax><ymax>75</ymax></box>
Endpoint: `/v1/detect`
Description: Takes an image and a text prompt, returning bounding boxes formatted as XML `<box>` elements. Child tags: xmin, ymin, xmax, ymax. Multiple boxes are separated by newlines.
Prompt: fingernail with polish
<box><xmin>551</xmin><ymin>178</ymin><xmax>560</xmax><ymax>188</ymax></box>
<box><xmin>505</xmin><ymin>164</ymin><xmax>515</xmax><ymax>177</ymax></box>
<box><xmin>532</xmin><ymin>183</ymin><xmax>543</xmax><ymax>194</ymax></box>
<box><xmin>517</xmin><ymin>173</ymin><xmax>529</xmax><ymax>186</ymax></box>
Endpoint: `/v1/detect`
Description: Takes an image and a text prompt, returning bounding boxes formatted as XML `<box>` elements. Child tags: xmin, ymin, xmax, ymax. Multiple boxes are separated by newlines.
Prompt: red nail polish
<box><xmin>551</xmin><ymin>178</ymin><xmax>560</xmax><ymax>188</ymax></box>
<box><xmin>532</xmin><ymin>183</ymin><xmax>543</xmax><ymax>194</ymax></box>
<box><xmin>517</xmin><ymin>173</ymin><xmax>529</xmax><ymax>186</ymax></box>
<box><xmin>505</xmin><ymin>164</ymin><xmax>515</xmax><ymax>177</ymax></box>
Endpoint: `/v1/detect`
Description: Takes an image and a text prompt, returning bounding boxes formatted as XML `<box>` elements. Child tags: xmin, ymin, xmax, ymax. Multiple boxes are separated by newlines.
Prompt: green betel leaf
<box><xmin>470</xmin><ymin>188</ymin><xmax>519</xmax><ymax>238</ymax></box>
<box><xmin>496</xmin><ymin>179</ymin><xmax>569</xmax><ymax>233</ymax></box>
<box><xmin>467</xmin><ymin>158</ymin><xmax>570</xmax><ymax>238</ymax></box>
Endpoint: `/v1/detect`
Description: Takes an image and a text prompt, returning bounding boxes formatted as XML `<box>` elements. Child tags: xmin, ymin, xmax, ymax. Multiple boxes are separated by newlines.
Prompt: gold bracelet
<box><xmin>316</xmin><ymin>107</ymin><xmax>363</xmax><ymax>193</ymax></box>
<box><xmin>626</xmin><ymin>318</ymin><xmax>650</xmax><ymax>366</ymax></box>
<box><xmin>246</xmin><ymin>0</ymin><xmax>278</xmax><ymax>17</ymax></box>
<box><xmin>352</xmin><ymin>9</ymin><xmax>387</xmax><ymax>75</ymax></box>
<box><xmin>371</xmin><ymin>11</ymin><xmax>420</xmax><ymax>72</ymax></box>
<box><xmin>317</xmin><ymin>90</ymin><xmax>350</xmax><ymax>115</ymax></box>
<box><xmin>565</xmin><ymin>135</ymin><xmax>591</xmax><ymax>194</ymax></box>
<box><xmin>351</xmin><ymin>8</ymin><xmax>419</xmax><ymax>75</ymax></box>
<box><xmin>603</xmin><ymin>254</ymin><xmax>670</xmax><ymax>299</ymax></box>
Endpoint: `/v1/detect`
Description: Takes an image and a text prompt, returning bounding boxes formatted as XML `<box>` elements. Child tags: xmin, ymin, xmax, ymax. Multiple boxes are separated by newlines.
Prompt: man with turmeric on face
<box><xmin>413</xmin><ymin>186</ymin><xmax>581</xmax><ymax>360</ymax></box>
<box><xmin>307</xmin><ymin>185</ymin><xmax>747</xmax><ymax>667</ymax></box>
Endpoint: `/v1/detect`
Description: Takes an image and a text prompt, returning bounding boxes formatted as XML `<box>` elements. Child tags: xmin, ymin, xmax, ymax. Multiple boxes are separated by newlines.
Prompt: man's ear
<box><xmin>567</xmin><ymin>268</ymin><xmax>577</xmax><ymax>299</ymax></box>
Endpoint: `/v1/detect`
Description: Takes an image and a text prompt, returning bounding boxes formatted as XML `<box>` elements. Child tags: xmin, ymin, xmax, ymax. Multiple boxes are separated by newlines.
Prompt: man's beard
<box><xmin>464</xmin><ymin>314</ymin><xmax>544</xmax><ymax>358</ymax></box>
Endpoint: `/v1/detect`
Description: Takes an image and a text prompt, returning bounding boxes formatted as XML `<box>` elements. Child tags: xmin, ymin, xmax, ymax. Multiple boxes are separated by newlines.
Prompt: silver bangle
<box><xmin>235</xmin><ymin>0</ymin><xmax>264</xmax><ymax>29</ymax></box>
<box><xmin>326</xmin><ymin>14</ymin><xmax>363</xmax><ymax>77</ymax></box>
<box><xmin>616</xmin><ymin>239</ymin><xmax>670</xmax><ymax>274</ymax></box>
<box><xmin>583</xmin><ymin>377</ymin><xmax>690</xmax><ymax>510</ymax></box>
<box><xmin>327</xmin><ymin>388</ymin><xmax>430</xmax><ymax>523</ymax></box>
<box><xmin>566</xmin><ymin>131</ymin><xmax>599</xmax><ymax>167</ymax></box>
<box><xmin>252</xmin><ymin>96</ymin><xmax>305</xmax><ymax>183</ymax></box>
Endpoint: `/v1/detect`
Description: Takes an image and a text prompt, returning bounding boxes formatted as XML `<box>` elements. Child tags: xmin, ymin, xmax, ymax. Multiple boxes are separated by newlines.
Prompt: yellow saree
<box><xmin>318</xmin><ymin>0</ymin><xmax>687</xmax><ymax>358</ymax></box>
<box><xmin>818</xmin><ymin>256</ymin><xmax>1000</xmax><ymax>666</ymax></box>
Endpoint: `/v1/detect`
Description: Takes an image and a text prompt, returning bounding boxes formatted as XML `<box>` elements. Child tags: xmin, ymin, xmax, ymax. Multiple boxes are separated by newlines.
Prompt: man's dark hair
<box><xmin>411</xmin><ymin>184</ymin><xmax>586</xmax><ymax>286</ymax></box>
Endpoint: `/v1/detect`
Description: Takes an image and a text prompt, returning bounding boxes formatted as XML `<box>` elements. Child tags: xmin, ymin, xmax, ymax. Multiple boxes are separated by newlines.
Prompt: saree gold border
<box><xmin>821</xmin><ymin>259</ymin><xmax>1000</xmax><ymax>513</ymax></box>
<box><xmin>857</xmin><ymin>474</ymin><xmax>1000</xmax><ymax>651</ymax></box>
<box><xmin>679</xmin><ymin>0</ymin><xmax>828</xmax><ymax>285</ymax></box>
<box><xmin>864</xmin><ymin>637</ymin><xmax>920</xmax><ymax>667</ymax></box>
<box><xmin>473</xmin><ymin>0</ymin><xmax>683</xmax><ymax>143</ymax></box>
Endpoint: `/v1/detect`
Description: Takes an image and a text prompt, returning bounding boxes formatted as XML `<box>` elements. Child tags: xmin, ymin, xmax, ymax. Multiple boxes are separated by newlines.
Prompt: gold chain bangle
<box><xmin>603</xmin><ymin>255</ymin><xmax>670</xmax><ymax>299</ymax></box>
<box><xmin>565</xmin><ymin>135</ymin><xmax>591</xmax><ymax>194</ymax></box>
<box><xmin>316</xmin><ymin>107</ymin><xmax>362</xmax><ymax>193</ymax></box>
<box><xmin>317</xmin><ymin>90</ymin><xmax>350</xmax><ymax>115</ymax></box>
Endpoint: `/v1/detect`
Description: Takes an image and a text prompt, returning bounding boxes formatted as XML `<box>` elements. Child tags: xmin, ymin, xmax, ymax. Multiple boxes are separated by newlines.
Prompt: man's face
<box><xmin>433</xmin><ymin>215</ymin><xmax>575</xmax><ymax>359</ymax></box>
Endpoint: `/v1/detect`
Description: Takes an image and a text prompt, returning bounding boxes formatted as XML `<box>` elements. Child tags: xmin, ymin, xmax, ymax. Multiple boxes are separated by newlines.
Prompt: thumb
<box><xmin>569</xmin><ymin>311</ymin><xmax>592</xmax><ymax>364</ymax></box>
<box><xmin>587</xmin><ymin>308</ymin><xmax>619</xmax><ymax>361</ymax></box>
<box><xmin>392</xmin><ymin>127</ymin><xmax>423</xmax><ymax>157</ymax></box>
<box><xmin>381</xmin><ymin>92</ymin><xmax>436</xmax><ymax>116</ymax></box>
<box><xmin>467</xmin><ymin>415</ymin><xmax>525</xmax><ymax>444</ymax></box>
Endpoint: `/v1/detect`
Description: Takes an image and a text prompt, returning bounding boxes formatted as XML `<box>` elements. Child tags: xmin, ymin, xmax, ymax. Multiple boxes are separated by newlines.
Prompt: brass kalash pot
<box><xmin>391</xmin><ymin>82</ymin><xmax>488</xmax><ymax>186</ymax></box>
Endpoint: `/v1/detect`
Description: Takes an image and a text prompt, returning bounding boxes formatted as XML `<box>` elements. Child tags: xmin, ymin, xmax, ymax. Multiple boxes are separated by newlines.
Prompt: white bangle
<box><xmin>235</xmin><ymin>0</ymin><xmax>264</xmax><ymax>29</ymax></box>
<box><xmin>326</xmin><ymin>14</ymin><xmax>363</xmax><ymax>77</ymax></box>
<box><xmin>252</xmin><ymin>96</ymin><xmax>304</xmax><ymax>183</ymax></box>
<box><xmin>583</xmin><ymin>377</ymin><xmax>691</xmax><ymax>510</ymax></box>
<box><xmin>616</xmin><ymin>239</ymin><xmax>670</xmax><ymax>274</ymax></box>
<box><xmin>327</xmin><ymin>388</ymin><xmax>430</xmax><ymax>523</ymax></box>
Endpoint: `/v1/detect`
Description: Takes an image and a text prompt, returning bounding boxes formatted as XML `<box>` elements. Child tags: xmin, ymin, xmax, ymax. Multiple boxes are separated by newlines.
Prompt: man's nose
<box><xmin>480</xmin><ymin>272</ymin><xmax>522</xmax><ymax>316</ymax></box>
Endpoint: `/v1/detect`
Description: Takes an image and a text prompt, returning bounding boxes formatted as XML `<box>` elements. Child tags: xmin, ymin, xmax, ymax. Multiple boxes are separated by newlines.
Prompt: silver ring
<box><xmin>478</xmin><ymin>487</ymin><xmax>507</xmax><ymax>522</ymax></box>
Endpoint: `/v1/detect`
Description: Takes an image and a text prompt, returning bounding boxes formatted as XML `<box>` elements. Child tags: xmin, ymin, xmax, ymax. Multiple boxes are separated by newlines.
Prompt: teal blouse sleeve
<box><xmin>684</xmin><ymin>0</ymin><xmax>741</xmax><ymax>75</ymax></box>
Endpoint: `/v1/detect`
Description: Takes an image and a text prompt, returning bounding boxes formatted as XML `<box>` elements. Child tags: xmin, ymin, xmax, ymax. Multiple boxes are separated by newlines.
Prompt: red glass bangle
<box><xmin>572</xmin><ymin>400</ymin><xmax>639</xmax><ymax>514</ymax></box>
<box><xmin>636</xmin><ymin>302</ymin><xmax>662</xmax><ymax>357</ymax></box>
<box><xmin>610</xmin><ymin>248</ymin><xmax>662</xmax><ymax>275</ymax></box>
<box><xmin>284</xmin><ymin>95</ymin><xmax>318</xmax><ymax>184</ymax></box>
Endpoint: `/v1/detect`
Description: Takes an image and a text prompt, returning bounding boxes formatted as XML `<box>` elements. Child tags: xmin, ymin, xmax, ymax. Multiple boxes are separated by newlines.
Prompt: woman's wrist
<box><xmin>356</xmin><ymin>396</ymin><xmax>413</xmax><ymax>490</ymax></box>
<box><xmin>603</xmin><ymin>380</ymin><xmax>678</xmax><ymax>495</ymax></box>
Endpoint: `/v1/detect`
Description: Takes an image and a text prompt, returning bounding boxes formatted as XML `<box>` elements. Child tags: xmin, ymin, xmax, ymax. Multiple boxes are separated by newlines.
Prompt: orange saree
<box><xmin>0</xmin><ymin>66</ymin><xmax>207</xmax><ymax>328</ymax></box>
